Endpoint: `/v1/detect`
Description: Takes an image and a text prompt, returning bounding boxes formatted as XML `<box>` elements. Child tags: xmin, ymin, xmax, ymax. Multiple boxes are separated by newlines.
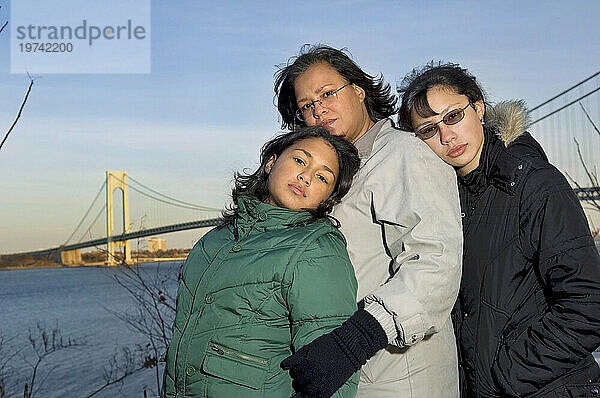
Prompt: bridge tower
<box><xmin>106</xmin><ymin>170</ymin><xmax>131</xmax><ymax>266</ymax></box>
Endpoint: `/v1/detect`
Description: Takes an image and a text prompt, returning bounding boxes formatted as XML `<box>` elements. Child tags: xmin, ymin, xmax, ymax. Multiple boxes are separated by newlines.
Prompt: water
<box><xmin>0</xmin><ymin>262</ymin><xmax>181</xmax><ymax>398</ymax></box>
<box><xmin>2</xmin><ymin>257</ymin><xmax>600</xmax><ymax>397</ymax></box>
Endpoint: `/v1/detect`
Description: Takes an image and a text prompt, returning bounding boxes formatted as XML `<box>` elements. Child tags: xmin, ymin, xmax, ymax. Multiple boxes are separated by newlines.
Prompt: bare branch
<box><xmin>0</xmin><ymin>332</ymin><xmax>19</xmax><ymax>398</ymax></box>
<box><xmin>568</xmin><ymin>138</ymin><xmax>600</xmax><ymax>213</ymax></box>
<box><xmin>0</xmin><ymin>78</ymin><xmax>34</xmax><ymax>152</ymax></box>
<box><xmin>24</xmin><ymin>323</ymin><xmax>87</xmax><ymax>398</ymax></box>
<box><xmin>85</xmin><ymin>345</ymin><xmax>149</xmax><ymax>398</ymax></box>
<box><xmin>574</xmin><ymin>139</ymin><xmax>599</xmax><ymax>187</ymax></box>
<box><xmin>579</xmin><ymin>102</ymin><xmax>600</xmax><ymax>136</ymax></box>
<box><xmin>0</xmin><ymin>334</ymin><xmax>22</xmax><ymax>373</ymax></box>
<box><xmin>103</xmin><ymin>261</ymin><xmax>181</xmax><ymax>393</ymax></box>
<box><xmin>1</xmin><ymin>3</ymin><xmax>7</xmax><ymax>35</ymax></box>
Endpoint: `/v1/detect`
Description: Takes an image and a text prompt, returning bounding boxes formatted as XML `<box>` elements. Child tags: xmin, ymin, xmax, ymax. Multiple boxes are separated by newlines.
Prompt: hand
<box><xmin>281</xmin><ymin>309</ymin><xmax>388</xmax><ymax>397</ymax></box>
<box><xmin>282</xmin><ymin>332</ymin><xmax>355</xmax><ymax>398</ymax></box>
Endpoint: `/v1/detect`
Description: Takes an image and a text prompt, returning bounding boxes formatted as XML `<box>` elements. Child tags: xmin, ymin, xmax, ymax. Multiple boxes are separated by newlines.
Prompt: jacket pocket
<box><xmin>533</xmin><ymin>383</ymin><xmax>600</xmax><ymax>397</ymax></box>
<box><xmin>527</xmin><ymin>355</ymin><xmax>600</xmax><ymax>397</ymax></box>
<box><xmin>202</xmin><ymin>342</ymin><xmax>269</xmax><ymax>390</ymax></box>
<box><xmin>562</xmin><ymin>384</ymin><xmax>600</xmax><ymax>398</ymax></box>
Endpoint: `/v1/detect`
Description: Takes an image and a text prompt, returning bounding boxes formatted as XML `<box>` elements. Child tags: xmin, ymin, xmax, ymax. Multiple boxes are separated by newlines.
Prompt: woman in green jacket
<box><xmin>161</xmin><ymin>126</ymin><xmax>361</xmax><ymax>398</ymax></box>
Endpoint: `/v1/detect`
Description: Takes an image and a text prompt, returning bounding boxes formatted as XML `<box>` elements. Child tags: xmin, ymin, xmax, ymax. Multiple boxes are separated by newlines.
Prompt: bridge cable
<box><xmin>530</xmin><ymin>86</ymin><xmax>600</xmax><ymax>126</ymax></box>
<box><xmin>530</xmin><ymin>70</ymin><xmax>600</xmax><ymax>112</ymax></box>
<box><xmin>77</xmin><ymin>203</ymin><xmax>107</xmax><ymax>243</ymax></box>
<box><xmin>108</xmin><ymin>174</ymin><xmax>213</xmax><ymax>211</ymax></box>
<box><xmin>127</xmin><ymin>175</ymin><xmax>220</xmax><ymax>211</ymax></box>
<box><xmin>63</xmin><ymin>181</ymin><xmax>106</xmax><ymax>245</ymax></box>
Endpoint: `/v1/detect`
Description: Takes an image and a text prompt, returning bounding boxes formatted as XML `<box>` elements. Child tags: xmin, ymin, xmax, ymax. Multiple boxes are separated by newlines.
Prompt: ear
<box><xmin>264</xmin><ymin>155</ymin><xmax>276</xmax><ymax>174</ymax></box>
<box><xmin>474</xmin><ymin>99</ymin><xmax>485</xmax><ymax>120</ymax></box>
<box><xmin>352</xmin><ymin>84</ymin><xmax>366</xmax><ymax>102</ymax></box>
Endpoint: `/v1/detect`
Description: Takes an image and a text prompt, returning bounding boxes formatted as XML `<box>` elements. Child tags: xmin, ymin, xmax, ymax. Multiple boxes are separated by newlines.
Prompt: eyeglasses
<box><xmin>295</xmin><ymin>83</ymin><xmax>351</xmax><ymax>122</ymax></box>
<box><xmin>415</xmin><ymin>102</ymin><xmax>473</xmax><ymax>140</ymax></box>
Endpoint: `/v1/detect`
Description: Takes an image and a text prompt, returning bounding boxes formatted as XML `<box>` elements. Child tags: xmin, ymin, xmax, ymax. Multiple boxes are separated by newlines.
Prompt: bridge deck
<box><xmin>13</xmin><ymin>218</ymin><xmax>222</xmax><ymax>257</ymax></box>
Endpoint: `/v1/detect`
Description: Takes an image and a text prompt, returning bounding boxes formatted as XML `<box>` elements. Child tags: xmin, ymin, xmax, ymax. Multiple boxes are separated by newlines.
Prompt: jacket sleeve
<box><xmin>491</xmin><ymin>167</ymin><xmax>600</xmax><ymax>396</ymax></box>
<box><xmin>363</xmin><ymin>138</ymin><xmax>463</xmax><ymax>347</ymax></box>
<box><xmin>285</xmin><ymin>230</ymin><xmax>360</xmax><ymax>397</ymax></box>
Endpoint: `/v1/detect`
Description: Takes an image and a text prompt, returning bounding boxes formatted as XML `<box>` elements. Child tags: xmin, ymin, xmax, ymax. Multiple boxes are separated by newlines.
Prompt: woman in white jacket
<box><xmin>274</xmin><ymin>44</ymin><xmax>463</xmax><ymax>398</ymax></box>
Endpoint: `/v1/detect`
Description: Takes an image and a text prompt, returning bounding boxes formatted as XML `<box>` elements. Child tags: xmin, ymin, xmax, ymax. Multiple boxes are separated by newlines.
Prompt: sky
<box><xmin>1</xmin><ymin>0</ymin><xmax>600</xmax><ymax>253</ymax></box>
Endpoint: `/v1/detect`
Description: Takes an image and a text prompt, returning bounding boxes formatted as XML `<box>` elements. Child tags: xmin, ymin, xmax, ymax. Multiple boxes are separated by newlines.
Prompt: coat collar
<box><xmin>353</xmin><ymin>118</ymin><xmax>392</xmax><ymax>159</ymax></box>
<box><xmin>459</xmin><ymin>101</ymin><xmax>532</xmax><ymax>195</ymax></box>
<box><xmin>234</xmin><ymin>197</ymin><xmax>313</xmax><ymax>237</ymax></box>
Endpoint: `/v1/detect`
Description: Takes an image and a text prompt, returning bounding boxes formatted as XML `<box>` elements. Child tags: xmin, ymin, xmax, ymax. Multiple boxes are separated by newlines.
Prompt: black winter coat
<box><xmin>452</xmin><ymin>101</ymin><xmax>600</xmax><ymax>397</ymax></box>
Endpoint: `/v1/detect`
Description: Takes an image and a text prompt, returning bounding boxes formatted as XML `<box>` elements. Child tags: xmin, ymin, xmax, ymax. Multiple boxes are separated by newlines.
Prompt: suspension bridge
<box><xmin>9</xmin><ymin>170</ymin><xmax>223</xmax><ymax>266</ymax></box>
<box><xmin>5</xmin><ymin>70</ymin><xmax>600</xmax><ymax>266</ymax></box>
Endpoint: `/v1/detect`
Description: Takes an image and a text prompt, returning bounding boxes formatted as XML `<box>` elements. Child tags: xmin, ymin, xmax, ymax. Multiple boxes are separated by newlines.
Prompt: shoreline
<box><xmin>0</xmin><ymin>263</ymin><xmax>65</xmax><ymax>271</ymax></box>
<box><xmin>0</xmin><ymin>257</ymin><xmax>187</xmax><ymax>271</ymax></box>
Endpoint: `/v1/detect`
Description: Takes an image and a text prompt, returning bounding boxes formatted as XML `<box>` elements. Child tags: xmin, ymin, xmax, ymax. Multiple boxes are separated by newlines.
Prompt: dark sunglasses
<box><xmin>415</xmin><ymin>102</ymin><xmax>473</xmax><ymax>140</ymax></box>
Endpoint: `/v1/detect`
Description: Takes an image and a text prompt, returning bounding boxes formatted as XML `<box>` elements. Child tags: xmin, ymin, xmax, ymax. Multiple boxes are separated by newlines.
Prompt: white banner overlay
<box><xmin>10</xmin><ymin>0</ymin><xmax>151</xmax><ymax>74</ymax></box>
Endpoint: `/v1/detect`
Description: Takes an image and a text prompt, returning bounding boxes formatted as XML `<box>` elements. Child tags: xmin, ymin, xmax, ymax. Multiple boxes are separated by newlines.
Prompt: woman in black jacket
<box><xmin>397</xmin><ymin>63</ymin><xmax>600</xmax><ymax>397</ymax></box>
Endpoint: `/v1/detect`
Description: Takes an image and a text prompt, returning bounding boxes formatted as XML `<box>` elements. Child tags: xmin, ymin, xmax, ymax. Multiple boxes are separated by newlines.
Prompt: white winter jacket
<box><xmin>332</xmin><ymin>118</ymin><xmax>463</xmax><ymax>397</ymax></box>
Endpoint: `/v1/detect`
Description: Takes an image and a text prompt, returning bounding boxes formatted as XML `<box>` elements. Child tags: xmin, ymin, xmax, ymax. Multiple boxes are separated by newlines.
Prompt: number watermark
<box><xmin>10</xmin><ymin>0</ymin><xmax>150</xmax><ymax>74</ymax></box>
<box><xmin>19</xmin><ymin>43</ymin><xmax>74</xmax><ymax>53</ymax></box>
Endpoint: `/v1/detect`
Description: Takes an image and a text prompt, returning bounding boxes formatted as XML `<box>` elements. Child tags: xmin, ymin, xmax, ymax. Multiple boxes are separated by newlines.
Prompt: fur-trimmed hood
<box><xmin>486</xmin><ymin>100</ymin><xmax>530</xmax><ymax>147</ymax></box>
<box><xmin>460</xmin><ymin>99</ymin><xmax>546</xmax><ymax>195</ymax></box>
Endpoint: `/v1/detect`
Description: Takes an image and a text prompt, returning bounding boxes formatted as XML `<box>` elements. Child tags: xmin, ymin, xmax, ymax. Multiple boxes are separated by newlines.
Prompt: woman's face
<box><xmin>293</xmin><ymin>62</ymin><xmax>374</xmax><ymax>143</ymax></box>
<box><xmin>410</xmin><ymin>86</ymin><xmax>485</xmax><ymax>176</ymax></box>
<box><xmin>264</xmin><ymin>137</ymin><xmax>339</xmax><ymax>211</ymax></box>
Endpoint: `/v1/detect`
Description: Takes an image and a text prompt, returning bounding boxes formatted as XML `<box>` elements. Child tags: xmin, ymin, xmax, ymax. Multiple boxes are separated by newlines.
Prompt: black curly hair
<box><xmin>274</xmin><ymin>44</ymin><xmax>397</xmax><ymax>130</ymax></box>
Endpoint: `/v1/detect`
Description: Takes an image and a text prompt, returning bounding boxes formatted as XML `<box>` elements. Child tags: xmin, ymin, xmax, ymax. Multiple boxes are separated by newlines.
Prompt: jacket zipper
<box><xmin>210</xmin><ymin>344</ymin><xmax>267</xmax><ymax>365</ymax></box>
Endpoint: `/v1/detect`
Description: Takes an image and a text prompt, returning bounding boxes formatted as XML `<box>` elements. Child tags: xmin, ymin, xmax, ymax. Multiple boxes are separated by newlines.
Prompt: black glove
<box><xmin>281</xmin><ymin>309</ymin><xmax>388</xmax><ymax>398</ymax></box>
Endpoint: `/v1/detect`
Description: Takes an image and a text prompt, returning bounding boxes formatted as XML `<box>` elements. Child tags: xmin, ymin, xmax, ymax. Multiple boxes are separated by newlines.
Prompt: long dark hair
<box><xmin>221</xmin><ymin>126</ymin><xmax>360</xmax><ymax>226</ymax></box>
<box><xmin>397</xmin><ymin>62</ymin><xmax>487</xmax><ymax>131</ymax></box>
<box><xmin>274</xmin><ymin>44</ymin><xmax>397</xmax><ymax>130</ymax></box>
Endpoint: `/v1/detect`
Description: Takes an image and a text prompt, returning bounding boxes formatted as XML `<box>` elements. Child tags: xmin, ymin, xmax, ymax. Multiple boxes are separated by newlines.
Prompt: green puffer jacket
<box><xmin>161</xmin><ymin>197</ymin><xmax>359</xmax><ymax>398</ymax></box>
